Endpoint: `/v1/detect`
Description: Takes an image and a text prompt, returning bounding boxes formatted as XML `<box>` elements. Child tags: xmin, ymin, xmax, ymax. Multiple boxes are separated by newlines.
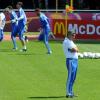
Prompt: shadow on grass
<box><xmin>0</xmin><ymin>49</ymin><xmax>12</xmax><ymax>52</ymax></box>
<box><xmin>28</xmin><ymin>96</ymin><xmax>65</xmax><ymax>99</ymax></box>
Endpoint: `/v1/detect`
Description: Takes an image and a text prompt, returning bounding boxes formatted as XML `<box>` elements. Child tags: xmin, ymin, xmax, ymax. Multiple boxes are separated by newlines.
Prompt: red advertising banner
<box><xmin>4</xmin><ymin>11</ymin><xmax>100</xmax><ymax>40</ymax></box>
<box><xmin>52</xmin><ymin>19</ymin><xmax>100</xmax><ymax>40</ymax></box>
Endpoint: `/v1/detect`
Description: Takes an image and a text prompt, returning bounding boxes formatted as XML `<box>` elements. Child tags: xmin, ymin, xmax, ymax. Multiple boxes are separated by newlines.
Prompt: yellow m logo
<box><xmin>54</xmin><ymin>22</ymin><xmax>66</xmax><ymax>35</ymax></box>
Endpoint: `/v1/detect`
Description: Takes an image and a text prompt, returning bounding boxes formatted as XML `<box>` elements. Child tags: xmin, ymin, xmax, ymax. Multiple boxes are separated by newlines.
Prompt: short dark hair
<box><xmin>67</xmin><ymin>31</ymin><xmax>75</xmax><ymax>37</ymax></box>
<box><xmin>17</xmin><ymin>2</ymin><xmax>23</xmax><ymax>6</ymax></box>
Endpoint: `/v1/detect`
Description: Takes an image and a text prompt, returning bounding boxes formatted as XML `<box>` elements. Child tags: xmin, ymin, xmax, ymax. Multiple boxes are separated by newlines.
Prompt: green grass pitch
<box><xmin>0</xmin><ymin>40</ymin><xmax>100</xmax><ymax>100</ymax></box>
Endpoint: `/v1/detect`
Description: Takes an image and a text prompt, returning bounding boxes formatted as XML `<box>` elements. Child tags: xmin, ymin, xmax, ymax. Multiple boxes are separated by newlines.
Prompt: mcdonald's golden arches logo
<box><xmin>54</xmin><ymin>21</ymin><xmax>66</xmax><ymax>35</ymax></box>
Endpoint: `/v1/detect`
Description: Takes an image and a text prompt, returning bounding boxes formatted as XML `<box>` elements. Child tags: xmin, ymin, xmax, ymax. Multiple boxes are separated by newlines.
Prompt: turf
<box><xmin>0</xmin><ymin>40</ymin><xmax>100</xmax><ymax>100</ymax></box>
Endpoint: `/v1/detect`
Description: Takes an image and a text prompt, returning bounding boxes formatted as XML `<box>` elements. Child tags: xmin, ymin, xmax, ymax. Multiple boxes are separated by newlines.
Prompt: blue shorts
<box><xmin>11</xmin><ymin>25</ymin><xmax>18</xmax><ymax>37</ymax></box>
<box><xmin>0</xmin><ymin>29</ymin><xmax>4</xmax><ymax>41</ymax></box>
<box><xmin>17</xmin><ymin>23</ymin><xmax>25</xmax><ymax>40</ymax></box>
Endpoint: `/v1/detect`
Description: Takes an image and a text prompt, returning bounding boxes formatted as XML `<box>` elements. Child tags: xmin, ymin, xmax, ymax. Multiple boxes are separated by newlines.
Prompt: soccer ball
<box><xmin>83</xmin><ymin>52</ymin><xmax>88</xmax><ymax>58</ymax></box>
<box><xmin>87</xmin><ymin>52</ymin><xmax>95</xmax><ymax>58</ymax></box>
<box><xmin>95</xmin><ymin>53</ymin><xmax>100</xmax><ymax>58</ymax></box>
<box><xmin>90</xmin><ymin>53</ymin><xmax>95</xmax><ymax>58</ymax></box>
<box><xmin>78</xmin><ymin>53</ymin><xmax>84</xmax><ymax>58</ymax></box>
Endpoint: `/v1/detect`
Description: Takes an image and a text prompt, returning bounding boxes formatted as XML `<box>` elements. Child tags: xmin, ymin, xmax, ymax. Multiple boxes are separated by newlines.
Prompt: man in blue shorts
<box><xmin>16</xmin><ymin>2</ymin><xmax>27</xmax><ymax>51</ymax></box>
<box><xmin>35</xmin><ymin>8</ymin><xmax>52</xmax><ymax>54</ymax></box>
<box><xmin>6</xmin><ymin>6</ymin><xmax>18</xmax><ymax>50</ymax></box>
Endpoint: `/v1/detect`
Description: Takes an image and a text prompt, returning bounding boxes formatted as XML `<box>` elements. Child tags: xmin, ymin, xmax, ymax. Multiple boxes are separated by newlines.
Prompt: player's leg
<box><xmin>0</xmin><ymin>29</ymin><xmax>4</xmax><ymax>41</ymax></box>
<box><xmin>38</xmin><ymin>32</ymin><xmax>44</xmax><ymax>41</ymax></box>
<box><xmin>23</xmin><ymin>35</ymin><xmax>28</xmax><ymax>42</ymax></box>
<box><xmin>70</xmin><ymin>59</ymin><xmax>78</xmax><ymax>95</ymax></box>
<box><xmin>23</xmin><ymin>25</ymin><xmax>28</xmax><ymax>42</ymax></box>
<box><xmin>66</xmin><ymin>58</ymin><xmax>73</xmax><ymax>97</ymax></box>
<box><xmin>70</xmin><ymin>59</ymin><xmax>78</xmax><ymax>96</ymax></box>
<box><xmin>43</xmin><ymin>29</ymin><xmax>52</xmax><ymax>54</ymax></box>
<box><xmin>18</xmin><ymin>25</ymin><xmax>27</xmax><ymax>51</ymax></box>
<box><xmin>11</xmin><ymin>35</ymin><xmax>17</xmax><ymax>50</ymax></box>
<box><xmin>11</xmin><ymin>27</ymin><xmax>18</xmax><ymax>50</ymax></box>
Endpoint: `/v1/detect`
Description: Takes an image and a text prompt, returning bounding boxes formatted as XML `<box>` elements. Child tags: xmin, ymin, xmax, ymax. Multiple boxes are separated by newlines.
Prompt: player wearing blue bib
<box><xmin>16</xmin><ymin>2</ymin><xmax>27</xmax><ymax>51</ymax></box>
<box><xmin>6</xmin><ymin>6</ymin><xmax>18</xmax><ymax>50</ymax></box>
<box><xmin>35</xmin><ymin>8</ymin><xmax>52</xmax><ymax>54</ymax></box>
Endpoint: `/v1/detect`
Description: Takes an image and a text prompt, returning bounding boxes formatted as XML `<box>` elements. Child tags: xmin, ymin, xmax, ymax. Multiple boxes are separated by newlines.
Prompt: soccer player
<box><xmin>6</xmin><ymin>6</ymin><xmax>18</xmax><ymax>50</ymax></box>
<box><xmin>0</xmin><ymin>10</ymin><xmax>6</xmax><ymax>41</ymax></box>
<box><xmin>16</xmin><ymin>2</ymin><xmax>27</xmax><ymax>51</ymax></box>
<box><xmin>35</xmin><ymin>8</ymin><xmax>52</xmax><ymax>54</ymax></box>
<box><xmin>63</xmin><ymin>31</ymin><xmax>79</xmax><ymax>98</ymax></box>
